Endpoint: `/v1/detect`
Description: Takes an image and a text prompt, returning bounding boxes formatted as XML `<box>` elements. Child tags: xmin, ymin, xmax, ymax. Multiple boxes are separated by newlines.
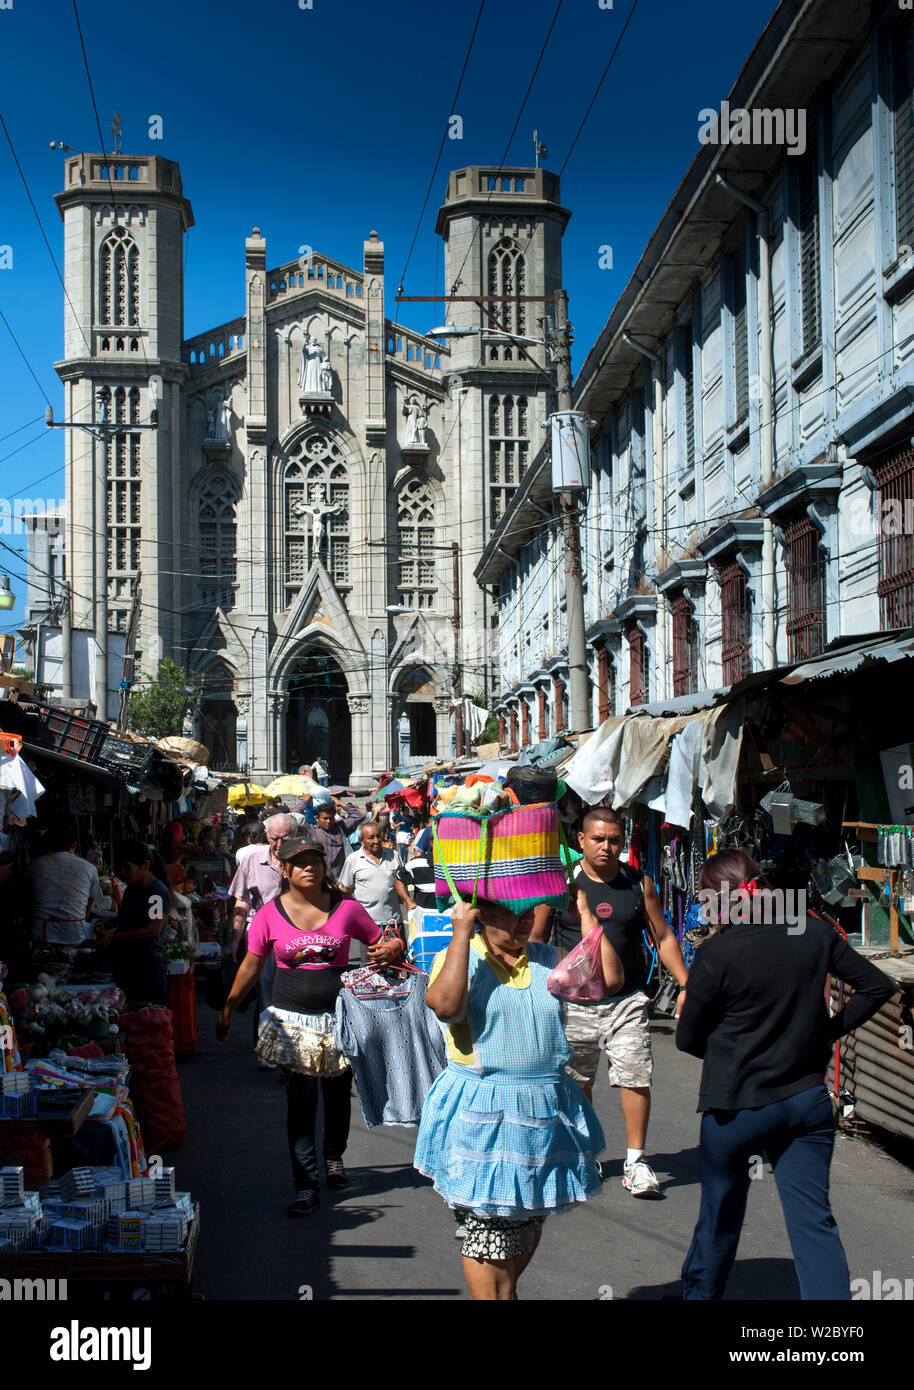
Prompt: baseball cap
<box><xmin>275</xmin><ymin>836</ymin><xmax>327</xmax><ymax>864</ymax></box>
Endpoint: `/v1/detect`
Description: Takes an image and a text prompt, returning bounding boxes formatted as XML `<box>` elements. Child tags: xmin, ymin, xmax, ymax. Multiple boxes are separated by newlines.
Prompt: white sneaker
<box><xmin>622</xmin><ymin>1158</ymin><xmax>662</xmax><ymax>1198</ymax></box>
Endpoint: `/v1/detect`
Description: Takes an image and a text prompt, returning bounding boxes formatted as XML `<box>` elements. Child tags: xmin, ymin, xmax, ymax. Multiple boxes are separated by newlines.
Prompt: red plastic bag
<box><xmin>547</xmin><ymin>926</ymin><xmax>607</xmax><ymax>1003</ymax></box>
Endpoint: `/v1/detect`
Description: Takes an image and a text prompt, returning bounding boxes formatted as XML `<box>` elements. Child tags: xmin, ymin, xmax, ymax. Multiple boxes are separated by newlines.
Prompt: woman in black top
<box><xmin>676</xmin><ymin>848</ymin><xmax>894</xmax><ymax>1301</ymax></box>
<box><xmin>96</xmin><ymin>841</ymin><xmax>170</xmax><ymax>1007</ymax></box>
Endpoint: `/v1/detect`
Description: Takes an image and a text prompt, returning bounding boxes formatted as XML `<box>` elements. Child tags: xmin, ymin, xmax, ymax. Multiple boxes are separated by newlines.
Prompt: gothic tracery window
<box><xmin>198</xmin><ymin>472</ymin><xmax>239</xmax><ymax>611</ymax></box>
<box><xmin>397</xmin><ymin>475</ymin><xmax>437</xmax><ymax>609</ymax></box>
<box><xmin>487</xmin><ymin>238</ymin><xmax>526</xmax><ymax>361</ymax></box>
<box><xmin>105</xmin><ymin>385</ymin><xmax>142</xmax><ymax>633</ymax></box>
<box><xmin>99</xmin><ymin>228</ymin><xmax>140</xmax><ymax>328</ymax></box>
<box><xmin>487</xmin><ymin>394</ymin><xmax>530</xmax><ymax>528</ymax></box>
<box><xmin>283</xmin><ymin>435</ymin><xmax>350</xmax><ymax>604</ymax></box>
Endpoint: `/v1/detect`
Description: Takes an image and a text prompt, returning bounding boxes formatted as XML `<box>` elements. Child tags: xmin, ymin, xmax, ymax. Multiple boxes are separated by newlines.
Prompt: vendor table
<box><xmin>0</xmin><ymin>1087</ymin><xmax>95</xmax><ymax>1137</ymax></box>
<box><xmin>0</xmin><ymin>1203</ymin><xmax>200</xmax><ymax>1298</ymax></box>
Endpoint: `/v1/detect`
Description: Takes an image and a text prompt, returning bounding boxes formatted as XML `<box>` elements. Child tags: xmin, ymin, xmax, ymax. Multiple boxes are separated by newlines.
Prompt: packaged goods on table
<box><xmin>0</xmin><ymin>1162</ymin><xmax>198</xmax><ymax>1255</ymax></box>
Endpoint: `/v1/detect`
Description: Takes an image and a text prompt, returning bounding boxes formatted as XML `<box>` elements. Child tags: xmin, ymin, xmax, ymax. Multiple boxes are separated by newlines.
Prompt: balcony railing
<box><xmin>184</xmin><ymin>318</ymin><xmax>246</xmax><ymax>370</ymax></box>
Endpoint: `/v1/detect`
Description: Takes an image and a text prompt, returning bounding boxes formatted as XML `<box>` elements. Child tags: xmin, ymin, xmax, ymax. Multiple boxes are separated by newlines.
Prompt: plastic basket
<box><xmin>96</xmin><ymin>732</ymin><xmax>155</xmax><ymax>783</ymax></box>
<box><xmin>37</xmin><ymin>706</ymin><xmax>108</xmax><ymax>763</ymax></box>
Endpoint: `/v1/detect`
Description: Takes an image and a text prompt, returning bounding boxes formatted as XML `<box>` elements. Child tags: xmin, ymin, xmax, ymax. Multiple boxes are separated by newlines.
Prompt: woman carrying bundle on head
<box><xmin>415</xmin><ymin>882</ymin><xmax>622</xmax><ymax>1301</ymax></box>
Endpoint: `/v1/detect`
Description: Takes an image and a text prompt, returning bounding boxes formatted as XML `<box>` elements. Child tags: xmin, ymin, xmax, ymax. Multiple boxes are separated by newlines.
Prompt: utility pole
<box><xmin>552</xmin><ymin>289</ymin><xmax>591</xmax><ymax>732</ymax></box>
<box><xmin>117</xmin><ymin>570</ymin><xmax>142</xmax><ymax>731</ymax></box>
<box><xmin>452</xmin><ymin>540</ymin><xmax>464</xmax><ymax>761</ymax></box>
<box><xmin>60</xmin><ymin>581</ymin><xmax>73</xmax><ymax>700</ymax></box>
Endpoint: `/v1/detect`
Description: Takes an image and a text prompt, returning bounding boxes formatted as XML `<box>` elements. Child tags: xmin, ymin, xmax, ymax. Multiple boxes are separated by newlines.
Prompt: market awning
<box><xmin>632</xmin><ymin>687</ymin><xmax>730</xmax><ymax>717</ymax></box>
<box><xmin>562</xmin><ymin>703</ymin><xmax>745</xmax><ymax>824</ymax></box>
<box><xmin>779</xmin><ymin>630</ymin><xmax>914</xmax><ymax>685</ymax></box>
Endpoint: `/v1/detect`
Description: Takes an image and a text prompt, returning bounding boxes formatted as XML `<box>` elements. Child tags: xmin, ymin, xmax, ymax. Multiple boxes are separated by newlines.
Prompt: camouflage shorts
<box><xmin>563</xmin><ymin>992</ymin><xmax>653</xmax><ymax>1089</ymax></box>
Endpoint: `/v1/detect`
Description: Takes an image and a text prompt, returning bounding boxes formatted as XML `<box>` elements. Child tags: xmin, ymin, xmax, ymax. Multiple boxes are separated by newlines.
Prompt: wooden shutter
<box><xmin>895</xmin><ymin>23</ymin><xmax>914</xmax><ymax>251</ymax></box>
<box><xmin>876</xmin><ymin>447</ymin><xmax>914</xmax><ymax>628</ymax></box>
<box><xmin>797</xmin><ymin>152</ymin><xmax>821</xmax><ymax>354</ymax></box>
<box><xmin>732</xmin><ymin>247</ymin><xmax>749</xmax><ymax>420</ymax></box>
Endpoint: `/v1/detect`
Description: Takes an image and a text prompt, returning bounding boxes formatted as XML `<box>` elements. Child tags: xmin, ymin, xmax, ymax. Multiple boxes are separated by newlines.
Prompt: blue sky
<box><xmin>0</xmin><ymin>0</ymin><xmax>778</xmax><ymax>634</ymax></box>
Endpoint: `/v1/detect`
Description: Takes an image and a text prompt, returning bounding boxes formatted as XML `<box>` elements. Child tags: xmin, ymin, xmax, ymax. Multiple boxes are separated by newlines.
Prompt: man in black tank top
<box><xmin>535</xmin><ymin>807</ymin><xmax>689</xmax><ymax>1199</ymax></box>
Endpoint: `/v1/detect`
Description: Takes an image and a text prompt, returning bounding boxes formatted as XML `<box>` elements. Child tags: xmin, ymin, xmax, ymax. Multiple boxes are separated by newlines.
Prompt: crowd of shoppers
<box><xmin>213</xmin><ymin>774</ymin><xmax>894</xmax><ymax>1303</ymax></box>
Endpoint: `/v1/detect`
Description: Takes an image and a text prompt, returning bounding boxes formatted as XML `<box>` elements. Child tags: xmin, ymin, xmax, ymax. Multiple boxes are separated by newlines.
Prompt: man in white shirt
<box><xmin>338</xmin><ymin>821</ymin><xmax>415</xmax><ymax>937</ymax></box>
<box><xmin>27</xmin><ymin>823</ymin><xmax>102</xmax><ymax>945</ymax></box>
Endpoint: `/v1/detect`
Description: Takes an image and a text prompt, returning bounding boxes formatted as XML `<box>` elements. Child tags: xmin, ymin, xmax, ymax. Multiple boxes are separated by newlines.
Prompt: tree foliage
<box><xmin>126</xmin><ymin>659</ymin><xmax>200</xmax><ymax>739</ymax></box>
<box><xmin>470</xmin><ymin>690</ymin><xmax>499</xmax><ymax>746</ymax></box>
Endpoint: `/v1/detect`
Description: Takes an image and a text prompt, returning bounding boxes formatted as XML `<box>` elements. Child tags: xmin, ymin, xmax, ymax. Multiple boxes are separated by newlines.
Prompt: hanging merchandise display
<box><xmin>334</xmin><ymin>968</ymin><xmax>446</xmax><ymax>1128</ymax></box>
<box><xmin>876</xmin><ymin>825</ymin><xmax>914</xmax><ymax>868</ymax></box>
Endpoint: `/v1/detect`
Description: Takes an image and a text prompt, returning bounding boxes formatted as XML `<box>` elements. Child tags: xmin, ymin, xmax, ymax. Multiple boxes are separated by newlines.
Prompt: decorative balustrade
<box><xmin>184</xmin><ymin>318</ymin><xmax>247</xmax><ymax>370</ymax></box>
<box><xmin>267</xmin><ymin>256</ymin><xmax>364</xmax><ymax>301</ymax></box>
<box><xmin>386</xmin><ymin>327</ymin><xmax>444</xmax><ymax>373</ymax></box>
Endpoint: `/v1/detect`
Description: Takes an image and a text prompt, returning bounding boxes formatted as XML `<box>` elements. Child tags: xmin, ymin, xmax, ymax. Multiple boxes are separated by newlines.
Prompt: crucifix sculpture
<box><xmin>291</xmin><ymin>483</ymin><xmax>343</xmax><ymax>558</ymax></box>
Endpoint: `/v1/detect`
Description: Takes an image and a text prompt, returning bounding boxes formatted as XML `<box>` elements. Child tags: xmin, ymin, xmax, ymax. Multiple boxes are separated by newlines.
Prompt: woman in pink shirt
<box><xmin>217</xmin><ymin>836</ymin><xmax>403</xmax><ymax>1215</ymax></box>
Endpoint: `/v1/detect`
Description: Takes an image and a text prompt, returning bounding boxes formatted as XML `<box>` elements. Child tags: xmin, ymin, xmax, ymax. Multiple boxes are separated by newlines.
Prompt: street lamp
<box><xmin>430</xmin><ymin>320</ymin><xmax>547</xmax><ymax>346</ymax></box>
<box><xmin>0</xmin><ymin>576</ymin><xmax>14</xmax><ymax>611</ymax></box>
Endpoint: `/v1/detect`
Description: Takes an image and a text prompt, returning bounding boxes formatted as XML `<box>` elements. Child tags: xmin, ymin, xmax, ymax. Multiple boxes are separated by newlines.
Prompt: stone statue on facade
<box><xmin>291</xmin><ymin>483</ymin><xmax>343</xmax><ymax>557</ymax></box>
<box><xmin>206</xmin><ymin>394</ymin><xmax>232</xmax><ymax>441</ymax></box>
<box><xmin>298</xmin><ymin>335</ymin><xmax>328</xmax><ymax>394</ymax></box>
<box><xmin>404</xmin><ymin>399</ymin><xmax>427</xmax><ymax>447</ymax></box>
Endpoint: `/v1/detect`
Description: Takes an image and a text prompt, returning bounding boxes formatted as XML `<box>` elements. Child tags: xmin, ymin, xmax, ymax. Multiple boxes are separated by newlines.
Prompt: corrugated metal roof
<box><xmin>629</xmin><ymin>687</ymin><xmax>730</xmax><ymax>717</ymax></box>
<box><xmin>780</xmin><ymin>632</ymin><xmax>914</xmax><ymax>685</ymax></box>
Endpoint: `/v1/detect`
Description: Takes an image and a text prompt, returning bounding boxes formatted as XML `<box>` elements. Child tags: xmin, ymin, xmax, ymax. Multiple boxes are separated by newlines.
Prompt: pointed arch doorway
<box><xmin>286</xmin><ymin>651</ymin><xmax>351</xmax><ymax>784</ymax></box>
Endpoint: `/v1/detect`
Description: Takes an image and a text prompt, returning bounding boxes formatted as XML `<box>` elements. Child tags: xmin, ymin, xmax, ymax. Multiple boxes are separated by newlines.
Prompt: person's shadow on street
<box><xmin>628</xmin><ymin>1257</ymin><xmax>801</xmax><ymax>1300</ymax></box>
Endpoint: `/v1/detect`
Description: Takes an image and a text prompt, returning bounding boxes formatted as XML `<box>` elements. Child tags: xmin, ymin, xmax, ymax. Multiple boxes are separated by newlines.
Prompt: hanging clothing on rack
<box><xmin>334</xmin><ymin>971</ymin><xmax>446</xmax><ymax>1128</ymax></box>
<box><xmin>0</xmin><ymin>751</ymin><xmax>44</xmax><ymax>822</ymax></box>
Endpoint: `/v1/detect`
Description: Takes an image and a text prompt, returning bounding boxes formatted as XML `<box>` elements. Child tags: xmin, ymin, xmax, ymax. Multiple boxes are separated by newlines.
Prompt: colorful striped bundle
<box><xmin>433</xmin><ymin>802</ymin><xmax>570</xmax><ymax>912</ymax></box>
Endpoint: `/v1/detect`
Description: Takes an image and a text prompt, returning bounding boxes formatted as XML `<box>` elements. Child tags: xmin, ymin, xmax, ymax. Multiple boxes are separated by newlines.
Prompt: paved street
<box><xmin>170</xmin><ymin>998</ymin><xmax>914</xmax><ymax>1301</ymax></box>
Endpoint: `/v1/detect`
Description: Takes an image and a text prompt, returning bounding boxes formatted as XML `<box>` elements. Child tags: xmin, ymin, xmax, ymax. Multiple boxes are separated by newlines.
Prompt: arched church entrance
<box><xmin>286</xmin><ymin>651</ymin><xmax>351</xmax><ymax>785</ymax></box>
<box><xmin>392</xmin><ymin>667</ymin><xmax>438</xmax><ymax>763</ymax></box>
<box><xmin>199</xmin><ymin>663</ymin><xmax>238</xmax><ymax>771</ymax></box>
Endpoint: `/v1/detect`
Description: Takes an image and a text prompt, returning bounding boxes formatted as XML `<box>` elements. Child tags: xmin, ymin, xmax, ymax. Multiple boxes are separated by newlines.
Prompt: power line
<box><xmin>559</xmin><ymin>0</ymin><xmax>642</xmax><ymax>176</ymax></box>
<box><xmin>0</xmin><ymin>416</ymin><xmax>44</xmax><ymax>447</ymax></box>
<box><xmin>438</xmin><ymin>0</ymin><xmax>567</xmax><ymax>319</ymax></box>
<box><xmin>71</xmin><ymin>0</ymin><xmax>154</xmax><ymax>385</ymax></box>
<box><xmin>0</xmin><ymin>109</ymin><xmax>93</xmax><ymax>359</ymax></box>
<box><xmin>397</xmin><ymin>0</ymin><xmax>487</xmax><ymax>296</ymax></box>
<box><xmin>0</xmin><ymin>306</ymin><xmax>54</xmax><ymax>408</ymax></box>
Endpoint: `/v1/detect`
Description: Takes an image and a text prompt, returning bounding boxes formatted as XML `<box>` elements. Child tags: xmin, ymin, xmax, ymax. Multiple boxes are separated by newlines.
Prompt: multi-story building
<box><xmin>50</xmin><ymin>157</ymin><xmax>569</xmax><ymax>781</ymax></box>
<box><xmin>479</xmin><ymin>0</ymin><xmax>914</xmax><ymax>748</ymax></box>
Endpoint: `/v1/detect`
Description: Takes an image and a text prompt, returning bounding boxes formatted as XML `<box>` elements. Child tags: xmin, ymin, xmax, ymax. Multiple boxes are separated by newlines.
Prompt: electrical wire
<box><xmin>0</xmin><ymin>109</ymin><xmax>93</xmax><ymax>358</ymax></box>
<box><xmin>0</xmin><ymin>309</ymin><xmax>53</xmax><ymax>408</ymax></box>
<box><xmin>397</xmin><ymin>0</ymin><xmax>487</xmax><ymax>296</ymax></box>
<box><xmin>0</xmin><ymin>416</ymin><xmax>44</xmax><ymax>446</ymax></box>
<box><xmin>559</xmin><ymin>0</ymin><xmax>642</xmax><ymax>176</ymax></box>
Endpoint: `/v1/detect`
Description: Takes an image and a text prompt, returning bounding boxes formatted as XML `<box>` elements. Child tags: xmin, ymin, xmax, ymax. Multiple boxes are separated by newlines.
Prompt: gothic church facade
<box><xmin>53</xmin><ymin>154</ymin><xmax>568</xmax><ymax>783</ymax></box>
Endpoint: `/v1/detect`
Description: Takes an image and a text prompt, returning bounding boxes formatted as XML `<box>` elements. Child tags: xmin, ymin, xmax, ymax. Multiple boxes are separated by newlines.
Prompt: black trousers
<box><xmin>681</xmin><ymin>1083</ymin><xmax>850</xmax><ymax>1300</ymax></box>
<box><xmin>282</xmin><ymin>1067</ymin><xmax>352</xmax><ymax>1190</ymax></box>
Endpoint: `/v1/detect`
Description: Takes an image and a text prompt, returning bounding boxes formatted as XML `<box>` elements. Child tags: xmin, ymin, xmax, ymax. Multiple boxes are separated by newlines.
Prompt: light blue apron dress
<box><xmin>413</xmin><ymin>940</ymin><xmax>605</xmax><ymax>1217</ymax></box>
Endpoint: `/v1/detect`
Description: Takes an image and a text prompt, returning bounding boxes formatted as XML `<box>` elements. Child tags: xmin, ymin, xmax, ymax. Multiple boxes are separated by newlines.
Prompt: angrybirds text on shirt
<box><xmin>283</xmin><ymin>934</ymin><xmax>341</xmax><ymax>966</ymax></box>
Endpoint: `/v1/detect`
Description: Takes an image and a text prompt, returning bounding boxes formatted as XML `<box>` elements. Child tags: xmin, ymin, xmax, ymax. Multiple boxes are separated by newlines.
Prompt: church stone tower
<box><xmin>435</xmin><ymin>167</ymin><xmax>570</xmax><ymax>684</ymax></box>
<box><xmin>54</xmin><ymin>153</ymin><xmax>193</xmax><ymax>717</ymax></box>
